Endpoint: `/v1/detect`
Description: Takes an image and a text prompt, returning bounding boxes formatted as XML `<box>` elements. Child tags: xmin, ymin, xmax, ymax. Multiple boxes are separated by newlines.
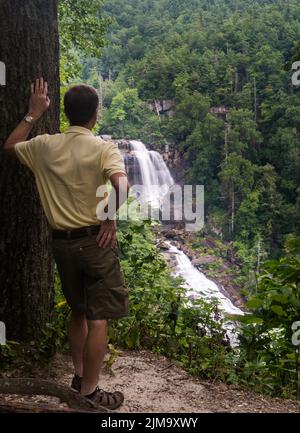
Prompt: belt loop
<box><xmin>67</xmin><ymin>231</ymin><xmax>71</xmax><ymax>240</ymax></box>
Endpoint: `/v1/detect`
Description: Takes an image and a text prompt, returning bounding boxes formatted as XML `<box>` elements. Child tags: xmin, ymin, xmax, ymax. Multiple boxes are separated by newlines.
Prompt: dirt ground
<box><xmin>1</xmin><ymin>349</ymin><xmax>300</xmax><ymax>413</ymax></box>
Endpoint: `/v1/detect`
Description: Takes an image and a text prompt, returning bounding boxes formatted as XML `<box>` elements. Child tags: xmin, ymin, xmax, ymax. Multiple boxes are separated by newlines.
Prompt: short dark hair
<box><xmin>64</xmin><ymin>85</ymin><xmax>99</xmax><ymax>126</ymax></box>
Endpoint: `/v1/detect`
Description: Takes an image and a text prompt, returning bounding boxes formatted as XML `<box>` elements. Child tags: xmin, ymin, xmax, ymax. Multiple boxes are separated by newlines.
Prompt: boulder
<box><xmin>191</xmin><ymin>256</ymin><xmax>217</xmax><ymax>266</ymax></box>
<box><xmin>157</xmin><ymin>241</ymin><xmax>170</xmax><ymax>250</ymax></box>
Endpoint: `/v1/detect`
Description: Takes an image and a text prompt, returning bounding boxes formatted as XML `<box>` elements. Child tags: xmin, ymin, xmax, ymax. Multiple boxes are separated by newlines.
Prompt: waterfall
<box><xmin>124</xmin><ymin>140</ymin><xmax>174</xmax><ymax>208</ymax></box>
<box><xmin>120</xmin><ymin>138</ymin><xmax>244</xmax><ymax>344</ymax></box>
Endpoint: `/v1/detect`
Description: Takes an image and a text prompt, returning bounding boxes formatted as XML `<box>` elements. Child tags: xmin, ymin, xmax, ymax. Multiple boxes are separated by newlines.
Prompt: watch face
<box><xmin>25</xmin><ymin>115</ymin><xmax>34</xmax><ymax>123</ymax></box>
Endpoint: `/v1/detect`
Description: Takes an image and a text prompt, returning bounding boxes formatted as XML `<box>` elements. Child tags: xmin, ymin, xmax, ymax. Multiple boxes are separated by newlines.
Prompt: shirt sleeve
<box><xmin>14</xmin><ymin>135</ymin><xmax>45</xmax><ymax>171</ymax></box>
<box><xmin>101</xmin><ymin>142</ymin><xmax>127</xmax><ymax>181</ymax></box>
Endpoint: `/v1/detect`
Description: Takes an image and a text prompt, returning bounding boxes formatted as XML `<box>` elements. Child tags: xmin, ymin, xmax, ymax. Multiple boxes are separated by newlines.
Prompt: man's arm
<box><xmin>4</xmin><ymin>78</ymin><xmax>50</xmax><ymax>156</ymax></box>
<box><xmin>96</xmin><ymin>173</ymin><xmax>130</xmax><ymax>248</ymax></box>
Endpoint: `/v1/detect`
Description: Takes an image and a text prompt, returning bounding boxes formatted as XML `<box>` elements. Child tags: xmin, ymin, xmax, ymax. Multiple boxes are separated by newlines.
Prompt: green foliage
<box><xmin>236</xmin><ymin>236</ymin><xmax>300</xmax><ymax>397</ymax></box>
<box><xmin>164</xmin><ymin>299</ymin><xmax>234</xmax><ymax>380</ymax></box>
<box><xmin>59</xmin><ymin>0</ymin><xmax>110</xmax><ymax>58</ymax></box>
<box><xmin>58</xmin><ymin>0</ymin><xmax>111</xmax><ymax>132</ymax></box>
<box><xmin>59</xmin><ymin>0</ymin><xmax>111</xmax><ymax>83</ymax></box>
<box><xmin>100</xmin><ymin>87</ymin><xmax>164</xmax><ymax>143</ymax></box>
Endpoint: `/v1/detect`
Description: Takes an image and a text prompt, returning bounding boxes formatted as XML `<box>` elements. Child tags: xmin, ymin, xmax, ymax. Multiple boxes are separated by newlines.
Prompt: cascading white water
<box><xmin>128</xmin><ymin>140</ymin><xmax>174</xmax><ymax>207</ymax></box>
<box><xmin>166</xmin><ymin>243</ymin><xmax>243</xmax><ymax>345</ymax></box>
<box><xmin>168</xmin><ymin>243</ymin><xmax>243</xmax><ymax>317</ymax></box>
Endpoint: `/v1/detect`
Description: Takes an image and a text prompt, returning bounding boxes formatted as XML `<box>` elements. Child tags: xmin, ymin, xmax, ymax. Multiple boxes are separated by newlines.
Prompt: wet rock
<box><xmin>161</xmin><ymin>229</ymin><xmax>183</xmax><ymax>240</ymax></box>
<box><xmin>157</xmin><ymin>241</ymin><xmax>170</xmax><ymax>250</ymax></box>
<box><xmin>100</xmin><ymin>135</ymin><xmax>112</xmax><ymax>140</ymax></box>
<box><xmin>192</xmin><ymin>256</ymin><xmax>217</xmax><ymax>266</ymax></box>
<box><xmin>199</xmin><ymin>237</ymin><xmax>218</xmax><ymax>249</ymax></box>
<box><xmin>161</xmin><ymin>252</ymin><xmax>177</xmax><ymax>269</ymax></box>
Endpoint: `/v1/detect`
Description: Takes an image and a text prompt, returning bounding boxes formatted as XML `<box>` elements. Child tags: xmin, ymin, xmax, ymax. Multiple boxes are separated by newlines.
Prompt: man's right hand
<box><xmin>28</xmin><ymin>77</ymin><xmax>50</xmax><ymax>120</ymax></box>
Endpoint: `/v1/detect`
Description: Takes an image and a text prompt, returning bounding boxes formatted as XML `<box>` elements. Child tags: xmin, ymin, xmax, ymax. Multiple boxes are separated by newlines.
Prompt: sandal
<box><xmin>87</xmin><ymin>386</ymin><xmax>124</xmax><ymax>410</ymax></box>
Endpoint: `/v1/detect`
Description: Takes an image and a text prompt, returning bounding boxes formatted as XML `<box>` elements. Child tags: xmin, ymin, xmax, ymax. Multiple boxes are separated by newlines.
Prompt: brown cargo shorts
<box><xmin>52</xmin><ymin>233</ymin><xmax>129</xmax><ymax>320</ymax></box>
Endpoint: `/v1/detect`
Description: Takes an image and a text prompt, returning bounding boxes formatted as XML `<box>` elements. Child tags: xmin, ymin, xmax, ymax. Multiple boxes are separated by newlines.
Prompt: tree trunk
<box><xmin>253</xmin><ymin>77</ymin><xmax>257</xmax><ymax>122</ymax></box>
<box><xmin>234</xmin><ymin>69</ymin><xmax>239</xmax><ymax>93</ymax></box>
<box><xmin>0</xmin><ymin>0</ymin><xmax>60</xmax><ymax>341</ymax></box>
<box><xmin>0</xmin><ymin>401</ymin><xmax>96</xmax><ymax>414</ymax></box>
<box><xmin>231</xmin><ymin>190</ymin><xmax>235</xmax><ymax>235</ymax></box>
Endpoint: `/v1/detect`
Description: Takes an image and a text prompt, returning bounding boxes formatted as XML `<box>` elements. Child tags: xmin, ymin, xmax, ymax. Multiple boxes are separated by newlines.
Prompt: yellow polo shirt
<box><xmin>15</xmin><ymin>126</ymin><xmax>126</xmax><ymax>230</ymax></box>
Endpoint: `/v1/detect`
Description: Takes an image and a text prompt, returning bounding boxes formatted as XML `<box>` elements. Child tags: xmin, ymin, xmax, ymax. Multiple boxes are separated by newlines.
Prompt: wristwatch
<box><xmin>23</xmin><ymin>114</ymin><xmax>36</xmax><ymax>125</ymax></box>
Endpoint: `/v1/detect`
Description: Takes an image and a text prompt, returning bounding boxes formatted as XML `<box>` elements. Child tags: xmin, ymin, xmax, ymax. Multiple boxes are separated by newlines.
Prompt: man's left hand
<box><xmin>96</xmin><ymin>220</ymin><xmax>117</xmax><ymax>248</ymax></box>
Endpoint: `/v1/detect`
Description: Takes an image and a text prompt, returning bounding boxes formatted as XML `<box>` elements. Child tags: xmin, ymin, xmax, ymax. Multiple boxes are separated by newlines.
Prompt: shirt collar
<box><xmin>65</xmin><ymin>126</ymin><xmax>94</xmax><ymax>135</ymax></box>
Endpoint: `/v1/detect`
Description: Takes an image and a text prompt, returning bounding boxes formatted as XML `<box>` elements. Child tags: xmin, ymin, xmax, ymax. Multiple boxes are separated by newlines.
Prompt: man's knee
<box><xmin>87</xmin><ymin>319</ymin><xmax>108</xmax><ymax>331</ymax></box>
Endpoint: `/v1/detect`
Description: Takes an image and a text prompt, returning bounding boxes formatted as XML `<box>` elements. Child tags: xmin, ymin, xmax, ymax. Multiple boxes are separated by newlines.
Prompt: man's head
<box><xmin>64</xmin><ymin>84</ymin><xmax>99</xmax><ymax>129</ymax></box>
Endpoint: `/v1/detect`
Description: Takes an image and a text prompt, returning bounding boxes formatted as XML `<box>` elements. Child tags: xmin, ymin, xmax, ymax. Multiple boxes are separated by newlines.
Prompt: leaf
<box><xmin>237</xmin><ymin>315</ymin><xmax>264</xmax><ymax>324</ymax></box>
<box><xmin>272</xmin><ymin>294</ymin><xmax>289</xmax><ymax>305</ymax></box>
<box><xmin>246</xmin><ymin>298</ymin><xmax>264</xmax><ymax>309</ymax></box>
<box><xmin>270</xmin><ymin>305</ymin><xmax>287</xmax><ymax>317</ymax></box>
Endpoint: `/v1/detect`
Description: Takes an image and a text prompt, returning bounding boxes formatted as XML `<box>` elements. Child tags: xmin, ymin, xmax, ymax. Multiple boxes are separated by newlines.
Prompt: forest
<box><xmin>94</xmin><ymin>0</ymin><xmax>300</xmax><ymax>259</ymax></box>
<box><xmin>0</xmin><ymin>0</ymin><xmax>299</xmax><ymax>414</ymax></box>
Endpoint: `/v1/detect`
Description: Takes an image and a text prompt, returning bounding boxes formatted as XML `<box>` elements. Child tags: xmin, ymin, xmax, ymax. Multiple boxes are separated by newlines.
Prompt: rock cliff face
<box><xmin>148</xmin><ymin>99</ymin><xmax>175</xmax><ymax>117</ymax></box>
<box><xmin>160</xmin><ymin>148</ymin><xmax>186</xmax><ymax>184</ymax></box>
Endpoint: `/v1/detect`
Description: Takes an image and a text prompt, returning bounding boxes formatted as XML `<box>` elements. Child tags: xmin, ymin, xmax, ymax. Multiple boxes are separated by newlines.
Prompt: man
<box><xmin>4</xmin><ymin>78</ymin><xmax>130</xmax><ymax>410</ymax></box>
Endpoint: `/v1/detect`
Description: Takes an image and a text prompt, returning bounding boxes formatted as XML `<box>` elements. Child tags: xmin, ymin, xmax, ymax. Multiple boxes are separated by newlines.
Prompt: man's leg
<box><xmin>68</xmin><ymin>312</ymin><xmax>88</xmax><ymax>377</ymax></box>
<box><xmin>52</xmin><ymin>238</ymin><xmax>88</xmax><ymax>378</ymax></box>
<box><xmin>80</xmin><ymin>319</ymin><xmax>108</xmax><ymax>396</ymax></box>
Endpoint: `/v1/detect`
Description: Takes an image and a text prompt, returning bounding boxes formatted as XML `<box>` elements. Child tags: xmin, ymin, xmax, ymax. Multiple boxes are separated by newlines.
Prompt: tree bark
<box><xmin>0</xmin><ymin>0</ymin><xmax>60</xmax><ymax>341</ymax></box>
<box><xmin>231</xmin><ymin>189</ymin><xmax>235</xmax><ymax>235</ymax></box>
<box><xmin>0</xmin><ymin>401</ymin><xmax>95</xmax><ymax>413</ymax></box>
